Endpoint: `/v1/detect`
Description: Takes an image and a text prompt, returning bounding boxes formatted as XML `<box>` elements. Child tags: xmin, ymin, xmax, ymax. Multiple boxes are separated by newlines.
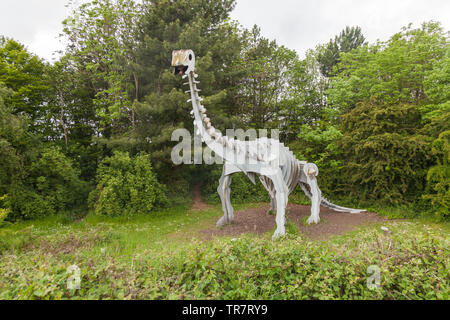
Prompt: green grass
<box><xmin>0</xmin><ymin>203</ymin><xmax>448</xmax><ymax>300</ymax></box>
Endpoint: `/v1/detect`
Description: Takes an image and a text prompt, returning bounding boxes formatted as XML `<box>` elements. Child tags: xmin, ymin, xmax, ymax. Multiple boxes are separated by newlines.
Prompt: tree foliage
<box><xmin>325</xmin><ymin>21</ymin><xmax>448</xmax><ymax>209</ymax></box>
<box><xmin>317</xmin><ymin>26</ymin><xmax>366</xmax><ymax>77</ymax></box>
<box><xmin>0</xmin><ymin>37</ymin><xmax>50</xmax><ymax>131</ymax></box>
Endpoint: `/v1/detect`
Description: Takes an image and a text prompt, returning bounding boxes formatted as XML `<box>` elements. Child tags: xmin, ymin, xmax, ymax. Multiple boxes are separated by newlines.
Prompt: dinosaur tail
<box><xmin>320</xmin><ymin>197</ymin><xmax>366</xmax><ymax>214</ymax></box>
<box><xmin>299</xmin><ymin>181</ymin><xmax>365</xmax><ymax>214</ymax></box>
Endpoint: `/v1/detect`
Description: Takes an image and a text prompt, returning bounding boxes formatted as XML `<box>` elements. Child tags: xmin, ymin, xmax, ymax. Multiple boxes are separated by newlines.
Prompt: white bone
<box><xmin>173</xmin><ymin>50</ymin><xmax>366</xmax><ymax>241</ymax></box>
<box><xmin>222</xmin><ymin>136</ymin><xmax>228</xmax><ymax>146</ymax></box>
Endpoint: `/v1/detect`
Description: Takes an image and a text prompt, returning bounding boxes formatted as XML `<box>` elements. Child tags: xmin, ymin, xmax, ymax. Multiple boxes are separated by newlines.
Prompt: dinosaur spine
<box><xmin>184</xmin><ymin>71</ymin><xmax>252</xmax><ymax>161</ymax></box>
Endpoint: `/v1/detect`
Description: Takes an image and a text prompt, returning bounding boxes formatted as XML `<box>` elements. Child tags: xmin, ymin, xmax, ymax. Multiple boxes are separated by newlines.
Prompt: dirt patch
<box><xmin>200</xmin><ymin>203</ymin><xmax>387</xmax><ymax>241</ymax></box>
<box><xmin>191</xmin><ymin>183</ymin><xmax>211</xmax><ymax>211</ymax></box>
<box><xmin>29</xmin><ymin>232</ymin><xmax>101</xmax><ymax>255</ymax></box>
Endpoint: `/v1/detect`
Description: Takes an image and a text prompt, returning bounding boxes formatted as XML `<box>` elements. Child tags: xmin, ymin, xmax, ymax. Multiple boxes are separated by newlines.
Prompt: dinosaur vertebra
<box><xmin>171</xmin><ymin>49</ymin><xmax>365</xmax><ymax>239</ymax></box>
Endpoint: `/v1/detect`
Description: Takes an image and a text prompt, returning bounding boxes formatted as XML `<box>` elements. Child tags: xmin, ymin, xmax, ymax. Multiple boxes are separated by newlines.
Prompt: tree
<box><xmin>317</xmin><ymin>26</ymin><xmax>366</xmax><ymax>77</ymax></box>
<box><xmin>339</xmin><ymin>101</ymin><xmax>432</xmax><ymax>204</ymax></box>
<box><xmin>328</xmin><ymin>22</ymin><xmax>447</xmax><ymax>112</ymax></box>
<box><xmin>131</xmin><ymin>0</ymin><xmax>239</xmax><ymax>185</ymax></box>
<box><xmin>327</xmin><ymin>22</ymin><xmax>448</xmax><ymax>205</ymax></box>
<box><xmin>0</xmin><ymin>37</ymin><xmax>51</xmax><ymax>132</ymax></box>
<box><xmin>61</xmin><ymin>0</ymin><xmax>139</xmax><ymax>136</ymax></box>
<box><xmin>228</xmin><ymin>25</ymin><xmax>300</xmax><ymax>130</ymax></box>
<box><xmin>0</xmin><ymin>82</ymin><xmax>87</xmax><ymax>220</ymax></box>
<box><xmin>280</xmin><ymin>49</ymin><xmax>329</xmax><ymax>142</ymax></box>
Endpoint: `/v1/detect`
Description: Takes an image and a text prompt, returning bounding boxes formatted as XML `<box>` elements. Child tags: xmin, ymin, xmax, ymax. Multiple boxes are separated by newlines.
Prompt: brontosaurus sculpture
<box><xmin>171</xmin><ymin>49</ymin><xmax>365</xmax><ymax>239</ymax></box>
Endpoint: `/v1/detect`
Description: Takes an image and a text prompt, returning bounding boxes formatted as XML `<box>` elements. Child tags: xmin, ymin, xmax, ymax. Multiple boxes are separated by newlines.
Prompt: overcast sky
<box><xmin>0</xmin><ymin>0</ymin><xmax>448</xmax><ymax>62</ymax></box>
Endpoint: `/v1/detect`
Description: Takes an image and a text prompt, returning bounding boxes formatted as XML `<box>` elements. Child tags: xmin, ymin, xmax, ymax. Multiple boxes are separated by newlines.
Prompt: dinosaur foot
<box><xmin>216</xmin><ymin>215</ymin><xmax>231</xmax><ymax>228</ymax></box>
<box><xmin>307</xmin><ymin>216</ymin><xmax>320</xmax><ymax>224</ymax></box>
<box><xmin>272</xmin><ymin>228</ymin><xmax>286</xmax><ymax>240</ymax></box>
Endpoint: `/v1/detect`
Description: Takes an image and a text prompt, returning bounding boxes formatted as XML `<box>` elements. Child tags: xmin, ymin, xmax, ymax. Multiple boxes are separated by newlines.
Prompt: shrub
<box><xmin>0</xmin><ymin>195</ymin><xmax>9</xmax><ymax>224</ymax></box>
<box><xmin>423</xmin><ymin>130</ymin><xmax>450</xmax><ymax>220</ymax></box>
<box><xmin>6</xmin><ymin>147</ymin><xmax>88</xmax><ymax>221</ymax></box>
<box><xmin>89</xmin><ymin>151</ymin><xmax>167</xmax><ymax>216</ymax></box>
<box><xmin>339</xmin><ymin>102</ymin><xmax>433</xmax><ymax>205</ymax></box>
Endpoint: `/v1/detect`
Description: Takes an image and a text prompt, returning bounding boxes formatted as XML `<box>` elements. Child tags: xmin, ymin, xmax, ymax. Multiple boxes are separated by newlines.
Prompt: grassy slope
<box><xmin>0</xmin><ymin>204</ymin><xmax>448</xmax><ymax>300</ymax></box>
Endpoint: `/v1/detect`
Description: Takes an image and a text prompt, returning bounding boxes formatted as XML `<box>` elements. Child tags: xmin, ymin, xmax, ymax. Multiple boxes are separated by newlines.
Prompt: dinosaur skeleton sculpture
<box><xmin>172</xmin><ymin>49</ymin><xmax>365</xmax><ymax>239</ymax></box>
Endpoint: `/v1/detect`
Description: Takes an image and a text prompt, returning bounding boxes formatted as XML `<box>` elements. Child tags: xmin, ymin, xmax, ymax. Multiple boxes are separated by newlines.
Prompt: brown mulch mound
<box><xmin>200</xmin><ymin>203</ymin><xmax>387</xmax><ymax>241</ymax></box>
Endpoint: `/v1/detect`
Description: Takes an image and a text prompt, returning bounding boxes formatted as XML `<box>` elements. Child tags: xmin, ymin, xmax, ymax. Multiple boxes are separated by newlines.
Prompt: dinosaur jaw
<box><xmin>174</xmin><ymin>65</ymin><xmax>188</xmax><ymax>75</ymax></box>
<box><xmin>171</xmin><ymin>49</ymin><xmax>195</xmax><ymax>75</ymax></box>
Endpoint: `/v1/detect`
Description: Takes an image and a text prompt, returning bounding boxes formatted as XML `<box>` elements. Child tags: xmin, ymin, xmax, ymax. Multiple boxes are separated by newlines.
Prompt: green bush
<box><xmin>339</xmin><ymin>102</ymin><xmax>432</xmax><ymax>205</ymax></box>
<box><xmin>89</xmin><ymin>151</ymin><xmax>168</xmax><ymax>216</ymax></box>
<box><xmin>423</xmin><ymin>131</ymin><xmax>450</xmax><ymax>220</ymax></box>
<box><xmin>5</xmin><ymin>147</ymin><xmax>88</xmax><ymax>221</ymax></box>
<box><xmin>0</xmin><ymin>195</ymin><xmax>9</xmax><ymax>224</ymax></box>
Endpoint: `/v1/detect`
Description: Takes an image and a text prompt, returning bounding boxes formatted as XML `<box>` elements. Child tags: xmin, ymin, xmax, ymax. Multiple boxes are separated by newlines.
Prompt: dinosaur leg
<box><xmin>306</xmin><ymin>174</ymin><xmax>321</xmax><ymax>224</ymax></box>
<box><xmin>267</xmin><ymin>196</ymin><xmax>276</xmax><ymax>215</ymax></box>
<box><xmin>268</xmin><ymin>170</ymin><xmax>289</xmax><ymax>240</ymax></box>
<box><xmin>216</xmin><ymin>173</ymin><xmax>234</xmax><ymax>227</ymax></box>
<box><xmin>298</xmin><ymin>163</ymin><xmax>321</xmax><ymax>224</ymax></box>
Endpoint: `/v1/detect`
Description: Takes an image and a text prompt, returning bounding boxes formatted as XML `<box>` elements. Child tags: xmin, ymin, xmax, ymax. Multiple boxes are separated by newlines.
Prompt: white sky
<box><xmin>0</xmin><ymin>0</ymin><xmax>448</xmax><ymax>62</ymax></box>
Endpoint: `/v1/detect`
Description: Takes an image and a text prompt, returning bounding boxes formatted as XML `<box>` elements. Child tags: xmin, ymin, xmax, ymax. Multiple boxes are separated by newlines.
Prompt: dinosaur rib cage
<box><xmin>258</xmin><ymin>144</ymin><xmax>302</xmax><ymax>198</ymax></box>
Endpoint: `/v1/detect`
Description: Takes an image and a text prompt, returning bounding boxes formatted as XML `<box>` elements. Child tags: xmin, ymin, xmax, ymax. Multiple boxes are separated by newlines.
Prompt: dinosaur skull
<box><xmin>171</xmin><ymin>49</ymin><xmax>195</xmax><ymax>75</ymax></box>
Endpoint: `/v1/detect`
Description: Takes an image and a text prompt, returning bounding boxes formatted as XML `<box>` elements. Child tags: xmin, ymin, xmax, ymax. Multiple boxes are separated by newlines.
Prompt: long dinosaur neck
<box><xmin>186</xmin><ymin>71</ymin><xmax>226</xmax><ymax>157</ymax></box>
<box><xmin>185</xmin><ymin>71</ymin><xmax>258</xmax><ymax>165</ymax></box>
